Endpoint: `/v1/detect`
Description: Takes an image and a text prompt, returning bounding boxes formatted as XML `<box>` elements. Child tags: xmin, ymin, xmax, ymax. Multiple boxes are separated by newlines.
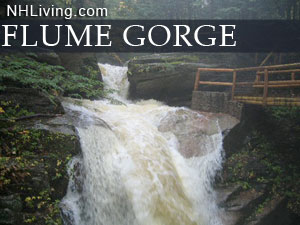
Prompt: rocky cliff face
<box><xmin>217</xmin><ymin>105</ymin><xmax>300</xmax><ymax>225</ymax></box>
<box><xmin>0</xmin><ymin>88</ymin><xmax>81</xmax><ymax>225</ymax></box>
<box><xmin>58</xmin><ymin>53</ymin><xmax>103</xmax><ymax>82</ymax></box>
<box><xmin>128</xmin><ymin>54</ymin><xmax>212</xmax><ymax>106</ymax></box>
<box><xmin>0</xmin><ymin>50</ymin><xmax>104</xmax><ymax>224</ymax></box>
<box><xmin>127</xmin><ymin>53</ymin><xmax>254</xmax><ymax>107</ymax></box>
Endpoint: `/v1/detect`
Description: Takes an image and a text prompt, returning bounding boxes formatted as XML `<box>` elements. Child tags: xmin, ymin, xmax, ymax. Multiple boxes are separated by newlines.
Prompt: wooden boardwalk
<box><xmin>193</xmin><ymin>63</ymin><xmax>300</xmax><ymax>107</ymax></box>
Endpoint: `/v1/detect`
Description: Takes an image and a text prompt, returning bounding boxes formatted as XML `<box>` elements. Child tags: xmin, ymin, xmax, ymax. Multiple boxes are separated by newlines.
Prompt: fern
<box><xmin>0</xmin><ymin>55</ymin><xmax>104</xmax><ymax>101</ymax></box>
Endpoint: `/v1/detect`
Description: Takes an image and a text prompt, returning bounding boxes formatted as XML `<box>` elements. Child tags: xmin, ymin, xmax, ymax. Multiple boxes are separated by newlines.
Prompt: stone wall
<box><xmin>191</xmin><ymin>91</ymin><xmax>244</xmax><ymax>119</ymax></box>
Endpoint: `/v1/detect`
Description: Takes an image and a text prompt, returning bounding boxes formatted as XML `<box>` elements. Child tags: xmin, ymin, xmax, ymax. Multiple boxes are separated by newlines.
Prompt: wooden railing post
<box><xmin>255</xmin><ymin>71</ymin><xmax>261</xmax><ymax>83</ymax></box>
<box><xmin>194</xmin><ymin>70</ymin><xmax>200</xmax><ymax>91</ymax></box>
<box><xmin>255</xmin><ymin>73</ymin><xmax>259</xmax><ymax>83</ymax></box>
<box><xmin>231</xmin><ymin>71</ymin><xmax>237</xmax><ymax>100</ymax></box>
<box><xmin>263</xmin><ymin>69</ymin><xmax>269</xmax><ymax>105</ymax></box>
<box><xmin>291</xmin><ymin>72</ymin><xmax>295</xmax><ymax>80</ymax></box>
<box><xmin>193</xmin><ymin>64</ymin><xmax>300</xmax><ymax>107</ymax></box>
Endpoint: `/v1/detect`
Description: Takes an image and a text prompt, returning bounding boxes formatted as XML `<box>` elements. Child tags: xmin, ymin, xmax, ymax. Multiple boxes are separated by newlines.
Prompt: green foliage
<box><xmin>0</xmin><ymin>113</ymin><xmax>75</xmax><ymax>224</ymax></box>
<box><xmin>23</xmin><ymin>192</ymin><xmax>63</xmax><ymax>224</ymax></box>
<box><xmin>0</xmin><ymin>101</ymin><xmax>34</xmax><ymax>120</ymax></box>
<box><xmin>0</xmin><ymin>55</ymin><xmax>104</xmax><ymax>102</ymax></box>
<box><xmin>225</xmin><ymin>128</ymin><xmax>300</xmax><ymax>216</ymax></box>
<box><xmin>264</xmin><ymin>106</ymin><xmax>300</xmax><ymax>151</ymax></box>
<box><xmin>103</xmin><ymin>0</ymin><xmax>300</xmax><ymax>20</ymax></box>
<box><xmin>267</xmin><ymin>106</ymin><xmax>300</xmax><ymax>122</ymax></box>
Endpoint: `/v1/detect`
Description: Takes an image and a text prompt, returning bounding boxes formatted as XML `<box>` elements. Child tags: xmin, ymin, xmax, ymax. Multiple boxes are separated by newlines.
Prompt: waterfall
<box><xmin>61</xmin><ymin>64</ymin><xmax>225</xmax><ymax>225</ymax></box>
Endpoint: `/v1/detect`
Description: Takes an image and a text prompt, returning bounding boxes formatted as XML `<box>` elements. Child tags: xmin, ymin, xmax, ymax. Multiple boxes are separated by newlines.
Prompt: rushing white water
<box><xmin>61</xmin><ymin>64</ymin><xmax>224</xmax><ymax>225</ymax></box>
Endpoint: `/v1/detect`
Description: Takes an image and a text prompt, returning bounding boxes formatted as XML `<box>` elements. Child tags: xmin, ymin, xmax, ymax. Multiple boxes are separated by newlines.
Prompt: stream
<box><xmin>60</xmin><ymin>64</ymin><xmax>230</xmax><ymax>225</ymax></box>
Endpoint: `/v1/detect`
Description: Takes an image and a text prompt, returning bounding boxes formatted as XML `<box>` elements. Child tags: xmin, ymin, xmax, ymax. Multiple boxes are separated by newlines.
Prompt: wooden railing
<box><xmin>194</xmin><ymin>63</ymin><xmax>300</xmax><ymax>106</ymax></box>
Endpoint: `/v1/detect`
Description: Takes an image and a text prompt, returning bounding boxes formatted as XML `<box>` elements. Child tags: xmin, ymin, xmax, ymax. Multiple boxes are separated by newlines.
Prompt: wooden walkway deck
<box><xmin>193</xmin><ymin>63</ymin><xmax>300</xmax><ymax>107</ymax></box>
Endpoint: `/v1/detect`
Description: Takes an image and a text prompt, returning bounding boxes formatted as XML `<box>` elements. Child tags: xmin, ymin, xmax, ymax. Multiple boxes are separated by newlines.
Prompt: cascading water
<box><xmin>61</xmin><ymin>64</ymin><xmax>225</xmax><ymax>225</ymax></box>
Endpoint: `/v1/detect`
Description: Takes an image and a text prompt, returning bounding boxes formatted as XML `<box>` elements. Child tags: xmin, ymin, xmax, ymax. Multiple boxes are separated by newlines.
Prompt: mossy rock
<box><xmin>0</xmin><ymin>126</ymin><xmax>81</xmax><ymax>225</ymax></box>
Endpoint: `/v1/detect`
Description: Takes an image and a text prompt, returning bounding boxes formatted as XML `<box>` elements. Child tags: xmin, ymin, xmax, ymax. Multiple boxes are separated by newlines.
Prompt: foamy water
<box><xmin>61</xmin><ymin>64</ymin><xmax>224</xmax><ymax>225</ymax></box>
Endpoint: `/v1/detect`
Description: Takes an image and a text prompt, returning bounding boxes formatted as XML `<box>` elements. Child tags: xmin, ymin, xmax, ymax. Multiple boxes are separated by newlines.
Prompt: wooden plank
<box><xmin>263</xmin><ymin>69</ymin><xmax>269</xmax><ymax>105</ymax></box>
<box><xmin>235</xmin><ymin>100</ymin><xmax>300</xmax><ymax>106</ymax></box>
<box><xmin>292</xmin><ymin>72</ymin><xmax>296</xmax><ymax>80</ymax></box>
<box><xmin>255</xmin><ymin>80</ymin><xmax>300</xmax><ymax>84</ymax></box>
<box><xmin>236</xmin><ymin>82</ymin><xmax>256</xmax><ymax>86</ymax></box>
<box><xmin>234</xmin><ymin>96</ymin><xmax>300</xmax><ymax>102</ymax></box>
<box><xmin>257</xmin><ymin>69</ymin><xmax>300</xmax><ymax>74</ymax></box>
<box><xmin>253</xmin><ymin>81</ymin><xmax>300</xmax><ymax>88</ymax></box>
<box><xmin>196</xmin><ymin>63</ymin><xmax>300</xmax><ymax>74</ymax></box>
<box><xmin>233</xmin><ymin>96</ymin><xmax>300</xmax><ymax>106</ymax></box>
<box><xmin>198</xmin><ymin>81</ymin><xmax>233</xmax><ymax>86</ymax></box>
<box><xmin>197</xmin><ymin>68</ymin><xmax>234</xmax><ymax>72</ymax></box>
<box><xmin>231</xmin><ymin>71</ymin><xmax>237</xmax><ymax>100</ymax></box>
<box><xmin>253</xmin><ymin>84</ymin><xmax>300</xmax><ymax>88</ymax></box>
<box><xmin>234</xmin><ymin>63</ymin><xmax>300</xmax><ymax>72</ymax></box>
<box><xmin>255</xmin><ymin>72</ymin><xmax>260</xmax><ymax>82</ymax></box>
<box><xmin>194</xmin><ymin>63</ymin><xmax>300</xmax><ymax>108</ymax></box>
<box><xmin>194</xmin><ymin>70</ymin><xmax>201</xmax><ymax>91</ymax></box>
<box><xmin>252</xmin><ymin>80</ymin><xmax>300</xmax><ymax>87</ymax></box>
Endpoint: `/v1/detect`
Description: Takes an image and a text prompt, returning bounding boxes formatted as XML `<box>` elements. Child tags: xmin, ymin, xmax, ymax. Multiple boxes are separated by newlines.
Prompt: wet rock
<box><xmin>58</xmin><ymin>53</ymin><xmax>103</xmax><ymax>82</ymax></box>
<box><xmin>158</xmin><ymin>109</ymin><xmax>238</xmax><ymax>158</ymax></box>
<box><xmin>245</xmin><ymin>198</ymin><xmax>294</xmax><ymax>225</ymax></box>
<box><xmin>0</xmin><ymin>87</ymin><xmax>64</xmax><ymax>115</ymax></box>
<box><xmin>0</xmin><ymin>194</ymin><xmax>22</xmax><ymax>212</ymax></box>
<box><xmin>97</xmin><ymin>53</ymin><xmax>124</xmax><ymax>66</ymax></box>
<box><xmin>0</xmin><ymin>87</ymin><xmax>81</xmax><ymax>224</ymax></box>
<box><xmin>26</xmin><ymin>51</ymin><xmax>61</xmax><ymax>65</ymax></box>
<box><xmin>222</xmin><ymin>105</ymin><xmax>264</xmax><ymax>158</ymax></box>
<box><xmin>223</xmin><ymin>189</ymin><xmax>264</xmax><ymax>212</ymax></box>
<box><xmin>0</xmin><ymin>195</ymin><xmax>22</xmax><ymax>225</ymax></box>
<box><xmin>72</xmin><ymin>160</ymin><xmax>84</xmax><ymax>194</ymax></box>
<box><xmin>60</xmin><ymin>202</ymin><xmax>76</xmax><ymax>225</ymax></box>
<box><xmin>216</xmin><ymin>184</ymin><xmax>241</xmax><ymax>206</ymax></box>
<box><xmin>127</xmin><ymin>53</ymin><xmax>254</xmax><ymax>107</ymax></box>
<box><xmin>34</xmin><ymin>115</ymin><xmax>76</xmax><ymax>136</ymax></box>
<box><xmin>128</xmin><ymin>53</ymin><xmax>217</xmax><ymax>107</ymax></box>
<box><xmin>218</xmin><ymin>104</ymin><xmax>300</xmax><ymax>225</ymax></box>
<box><xmin>0</xmin><ymin>208</ymin><xmax>18</xmax><ymax>225</ymax></box>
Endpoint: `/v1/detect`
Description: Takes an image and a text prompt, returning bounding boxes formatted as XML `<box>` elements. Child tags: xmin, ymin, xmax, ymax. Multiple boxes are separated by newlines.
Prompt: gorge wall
<box><xmin>0</xmin><ymin>88</ymin><xmax>81</xmax><ymax>225</ymax></box>
<box><xmin>127</xmin><ymin>53</ymin><xmax>255</xmax><ymax>107</ymax></box>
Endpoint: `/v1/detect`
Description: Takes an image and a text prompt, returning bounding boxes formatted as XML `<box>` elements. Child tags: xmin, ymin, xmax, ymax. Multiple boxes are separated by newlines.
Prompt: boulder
<box><xmin>0</xmin><ymin>87</ymin><xmax>81</xmax><ymax>225</ymax></box>
<box><xmin>35</xmin><ymin>52</ymin><xmax>61</xmax><ymax>65</ymax></box>
<box><xmin>127</xmin><ymin>54</ymin><xmax>215</xmax><ymax>106</ymax></box>
<box><xmin>217</xmin><ymin>104</ymin><xmax>300</xmax><ymax>225</ymax></box>
<box><xmin>158</xmin><ymin>109</ymin><xmax>238</xmax><ymax>158</ymax></box>
<box><xmin>58</xmin><ymin>53</ymin><xmax>103</xmax><ymax>81</ymax></box>
<box><xmin>24</xmin><ymin>51</ymin><xmax>61</xmax><ymax>66</ymax></box>
<box><xmin>0</xmin><ymin>87</ymin><xmax>64</xmax><ymax>115</ymax></box>
<box><xmin>127</xmin><ymin>53</ymin><xmax>254</xmax><ymax>107</ymax></box>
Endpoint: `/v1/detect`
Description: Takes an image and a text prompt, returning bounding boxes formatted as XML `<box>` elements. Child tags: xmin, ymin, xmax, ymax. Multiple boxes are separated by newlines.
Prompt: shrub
<box><xmin>0</xmin><ymin>55</ymin><xmax>104</xmax><ymax>102</ymax></box>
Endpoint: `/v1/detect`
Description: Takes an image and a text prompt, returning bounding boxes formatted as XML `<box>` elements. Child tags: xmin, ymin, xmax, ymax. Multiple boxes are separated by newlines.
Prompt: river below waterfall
<box><xmin>60</xmin><ymin>64</ymin><xmax>238</xmax><ymax>225</ymax></box>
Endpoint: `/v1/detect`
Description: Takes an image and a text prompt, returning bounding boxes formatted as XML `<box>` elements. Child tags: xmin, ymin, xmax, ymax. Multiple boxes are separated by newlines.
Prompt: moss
<box><xmin>161</xmin><ymin>55</ymin><xmax>200</xmax><ymax>63</ymax></box>
<box><xmin>128</xmin><ymin>62</ymin><xmax>177</xmax><ymax>75</ymax></box>
<box><xmin>128</xmin><ymin>55</ymin><xmax>200</xmax><ymax>77</ymax></box>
